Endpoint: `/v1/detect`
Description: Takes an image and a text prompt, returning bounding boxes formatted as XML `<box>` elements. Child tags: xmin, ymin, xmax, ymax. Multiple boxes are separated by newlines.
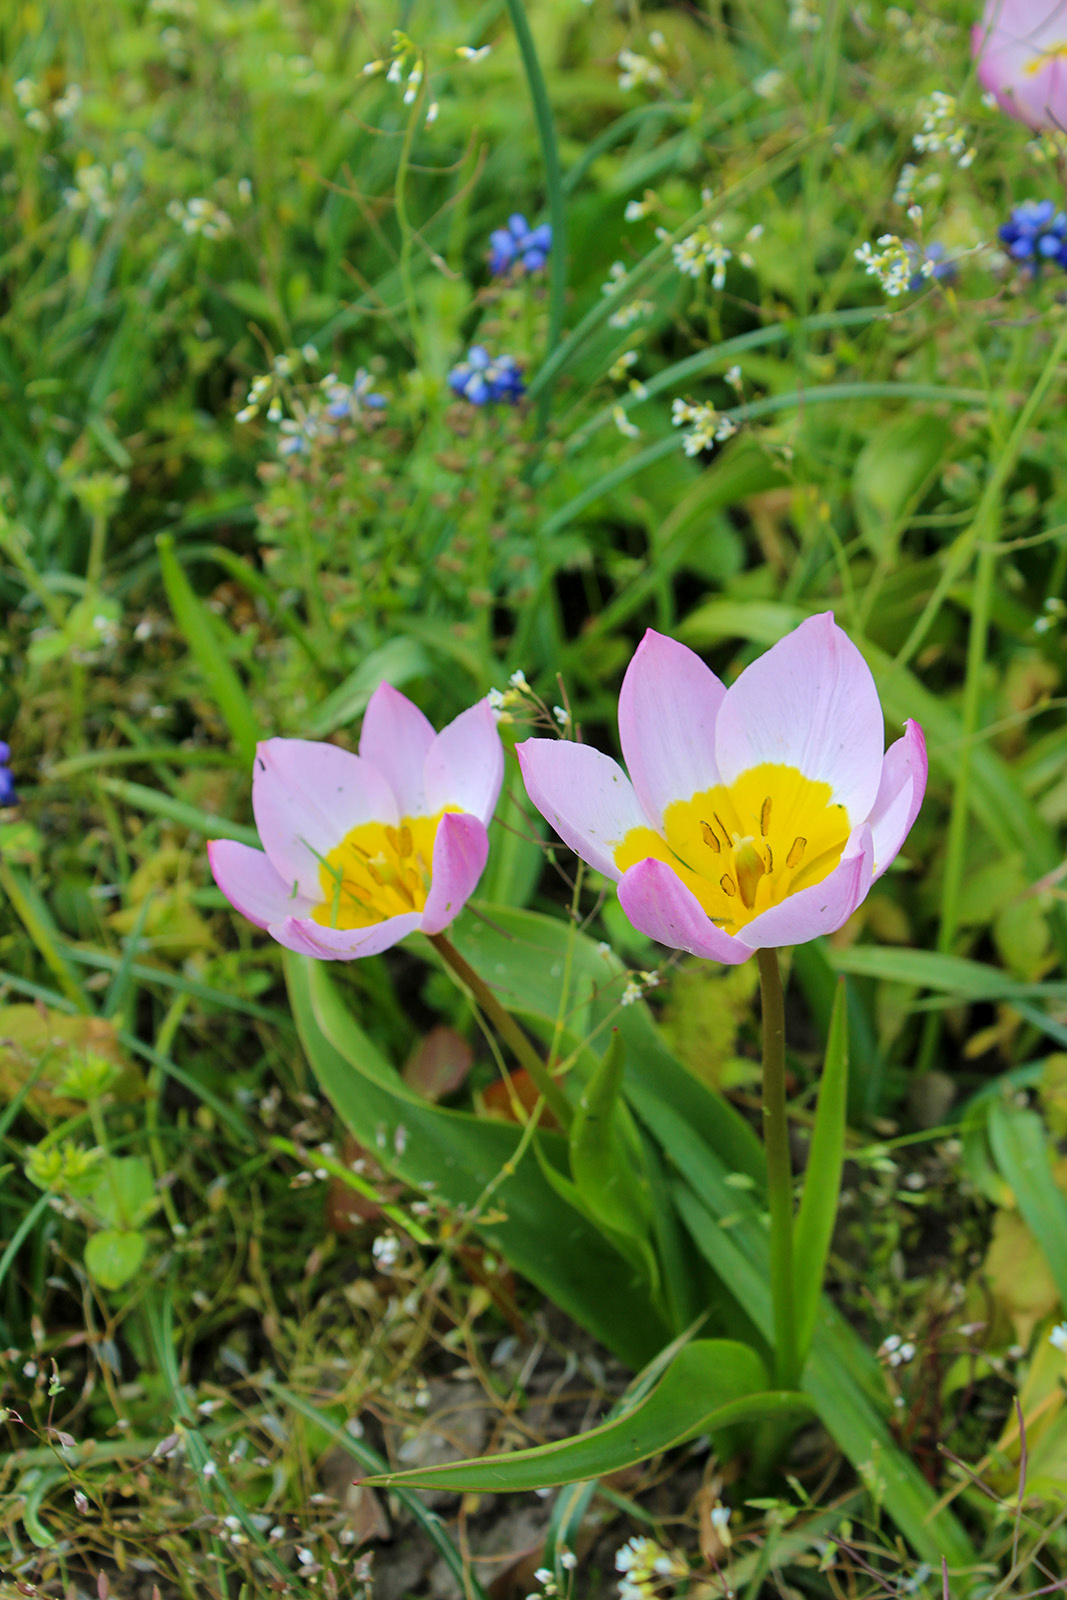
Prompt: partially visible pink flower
<box><xmin>517</xmin><ymin>616</ymin><xmax>926</xmax><ymax>965</ymax></box>
<box><xmin>973</xmin><ymin>0</ymin><xmax>1067</xmax><ymax>129</ymax></box>
<box><xmin>209</xmin><ymin>686</ymin><xmax>503</xmax><ymax>961</ymax></box>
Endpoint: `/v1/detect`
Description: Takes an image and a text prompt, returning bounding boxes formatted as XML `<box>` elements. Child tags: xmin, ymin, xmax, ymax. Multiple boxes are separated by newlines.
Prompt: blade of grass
<box><xmin>98</xmin><ymin>776</ymin><xmax>259</xmax><ymax>846</ymax></box>
<box><xmin>988</xmin><ymin>1101</ymin><xmax>1067</xmax><ymax>1309</ymax></box>
<box><xmin>793</xmin><ymin>980</ymin><xmax>848</xmax><ymax>1367</ymax></box>
<box><xmin>503</xmin><ymin>0</ymin><xmax>566</xmax><ymax>431</ymax></box>
<box><xmin>157</xmin><ymin>532</ymin><xmax>259</xmax><ymax>766</ymax></box>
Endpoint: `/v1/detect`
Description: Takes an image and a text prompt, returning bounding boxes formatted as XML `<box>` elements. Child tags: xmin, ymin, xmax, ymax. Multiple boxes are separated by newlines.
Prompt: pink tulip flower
<box><xmin>518</xmin><ymin>615</ymin><xmax>926</xmax><ymax>964</ymax></box>
<box><xmin>973</xmin><ymin>0</ymin><xmax>1067</xmax><ymax>129</ymax></box>
<box><xmin>209</xmin><ymin>686</ymin><xmax>503</xmax><ymax>960</ymax></box>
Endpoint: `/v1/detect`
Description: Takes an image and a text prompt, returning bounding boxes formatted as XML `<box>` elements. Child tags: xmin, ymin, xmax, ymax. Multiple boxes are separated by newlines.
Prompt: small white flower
<box><xmin>553</xmin><ymin>705</ymin><xmax>570</xmax><ymax>727</ymax></box>
<box><xmin>509</xmin><ymin>668</ymin><xmax>527</xmax><ymax>688</ymax></box>
<box><xmin>373</xmin><ymin>1233</ymin><xmax>400</xmax><ymax>1270</ymax></box>
<box><xmin>617</xmin><ymin>48</ymin><xmax>665</xmax><ymax>92</ymax></box>
<box><xmin>1050</xmin><ymin>1322</ymin><xmax>1067</xmax><ymax>1352</ymax></box>
<box><xmin>612</xmin><ymin>404</ymin><xmax>640</xmax><ymax>439</ymax></box>
<box><xmin>560</xmin><ymin>1552</ymin><xmax>578</xmax><ymax>1571</ymax></box>
<box><xmin>456</xmin><ymin>44</ymin><xmax>491</xmax><ymax>61</ymax></box>
<box><xmin>426</xmin><ymin>100</ymin><xmax>439</xmax><ymax>125</ymax></box>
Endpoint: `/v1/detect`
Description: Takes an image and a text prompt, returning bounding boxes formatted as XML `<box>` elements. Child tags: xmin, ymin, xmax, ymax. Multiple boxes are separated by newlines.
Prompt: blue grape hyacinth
<box><xmin>488</xmin><ymin>214</ymin><xmax>552</xmax><ymax>276</ymax></box>
<box><xmin>0</xmin><ymin>742</ymin><xmax>17</xmax><ymax>806</ymax></box>
<box><xmin>999</xmin><ymin>200</ymin><xmax>1067</xmax><ymax>267</ymax></box>
<box><xmin>447</xmin><ymin>345</ymin><xmax>525</xmax><ymax>405</ymax></box>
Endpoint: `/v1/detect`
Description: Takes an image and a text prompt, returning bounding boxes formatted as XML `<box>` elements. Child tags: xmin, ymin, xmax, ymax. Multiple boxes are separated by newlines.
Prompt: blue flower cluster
<box><xmin>0</xmin><ymin>742</ymin><xmax>17</xmax><ymax>806</ymax></box>
<box><xmin>904</xmin><ymin>240</ymin><xmax>957</xmax><ymax>292</ymax></box>
<box><xmin>999</xmin><ymin>200</ymin><xmax>1067</xmax><ymax>267</ymax></box>
<box><xmin>324</xmin><ymin>369</ymin><xmax>387</xmax><ymax>422</ymax></box>
<box><xmin>488</xmin><ymin>213</ymin><xmax>552</xmax><ymax>276</ymax></box>
<box><xmin>447</xmin><ymin>345</ymin><xmax>525</xmax><ymax>406</ymax></box>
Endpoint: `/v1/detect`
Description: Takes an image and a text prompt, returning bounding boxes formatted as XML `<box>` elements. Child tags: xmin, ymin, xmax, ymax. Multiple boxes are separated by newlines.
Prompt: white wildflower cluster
<box><xmin>372</xmin><ymin>1233</ymin><xmax>401</xmax><ymax>1271</ymax></box>
<box><xmin>879</xmin><ymin>1333</ymin><xmax>917</xmax><ymax>1367</ymax></box>
<box><xmin>1034</xmin><ymin>596</ymin><xmax>1065</xmax><ymax>635</ymax></box>
<box><xmin>620</xmin><ymin>970</ymin><xmax>661</xmax><ymax>1007</ymax></box>
<box><xmin>753</xmin><ymin>68</ymin><xmax>785</xmax><ymax>99</ymax></box>
<box><xmin>671</xmin><ymin>224</ymin><xmax>732</xmax><ymax>288</ymax></box>
<box><xmin>602</xmin><ymin>262</ymin><xmax>655</xmax><ymax>329</ymax></box>
<box><xmin>913</xmin><ymin>92</ymin><xmax>975</xmax><ymax>168</ymax></box>
<box><xmin>893</xmin><ymin>163</ymin><xmax>943</xmax><ymax>207</ymax></box>
<box><xmin>167</xmin><ymin>197</ymin><xmax>233</xmax><ymax>240</ymax></box>
<box><xmin>609</xmin><ymin>350</ymin><xmax>648</xmax><ymax>399</ymax></box>
<box><xmin>617</xmin><ymin>50</ymin><xmax>665</xmax><ymax>92</ymax></box>
<box><xmin>14</xmin><ymin>78</ymin><xmax>53</xmax><ymax>133</ymax></box>
<box><xmin>672</xmin><ymin>399</ymin><xmax>737</xmax><ymax>456</ymax></box>
<box><xmin>854</xmin><ymin>234</ymin><xmax>914</xmax><ymax>297</ymax></box>
<box><xmin>487</xmin><ymin>668</ymin><xmax>532</xmax><ymax>720</ymax></box>
<box><xmin>788</xmin><ymin>0</ymin><xmax>821</xmax><ymax>32</ymax></box>
<box><xmin>63</xmin><ymin>163</ymin><xmax>125</xmax><ymax>219</ymax></box>
<box><xmin>362</xmin><ymin>30</ymin><xmax>441</xmax><ymax>118</ymax></box>
<box><xmin>615</xmin><ymin>1536</ymin><xmax>687</xmax><ymax>1599</ymax></box>
<box><xmin>624</xmin><ymin>189</ymin><xmax>659</xmax><ymax>223</ymax></box>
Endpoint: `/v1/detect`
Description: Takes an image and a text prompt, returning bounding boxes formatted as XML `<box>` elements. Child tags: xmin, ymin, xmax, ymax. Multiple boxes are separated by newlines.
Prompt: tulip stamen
<box><xmin>760</xmin><ymin>797</ymin><xmax>772</xmax><ymax>837</ymax></box>
<box><xmin>719</xmin><ymin>873</ymin><xmax>737</xmax><ymax>897</ymax></box>
<box><xmin>700</xmin><ymin>820</ymin><xmax>721</xmax><ymax>853</ymax></box>
<box><xmin>786</xmin><ymin>836</ymin><xmax>806</xmax><ymax>869</ymax></box>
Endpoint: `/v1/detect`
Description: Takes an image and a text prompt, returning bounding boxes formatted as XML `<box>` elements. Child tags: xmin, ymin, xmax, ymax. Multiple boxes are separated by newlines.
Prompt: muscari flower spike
<box><xmin>999</xmin><ymin>200</ymin><xmax>1067</xmax><ymax>268</ymax></box>
<box><xmin>518</xmin><ymin>615</ymin><xmax>927</xmax><ymax>964</ymax></box>
<box><xmin>0</xmin><ymin>741</ymin><xmax>16</xmax><ymax>806</ymax></box>
<box><xmin>488</xmin><ymin>213</ymin><xmax>552</xmax><ymax>276</ymax></box>
<box><xmin>447</xmin><ymin>345</ymin><xmax>526</xmax><ymax>406</ymax></box>
<box><xmin>974</xmin><ymin>0</ymin><xmax>1067</xmax><ymax>130</ymax></box>
<box><xmin>209</xmin><ymin>685</ymin><xmax>503</xmax><ymax>960</ymax></box>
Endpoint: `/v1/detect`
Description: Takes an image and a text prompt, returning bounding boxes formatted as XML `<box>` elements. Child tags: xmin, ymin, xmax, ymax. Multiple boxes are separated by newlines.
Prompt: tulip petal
<box><xmin>420</xmin><ymin>812</ymin><xmax>489</xmax><ymax>935</ymax></box>
<box><xmin>618</xmin><ymin>628</ymin><xmax>726</xmax><ymax>827</ymax></box>
<box><xmin>868</xmin><ymin>720</ymin><xmax>927</xmax><ymax>882</ymax></box>
<box><xmin>423</xmin><ymin>700</ymin><xmax>504</xmax><ymax>826</ymax></box>
<box><xmin>617</xmin><ymin>858</ymin><xmax>753</xmax><ymax>964</ymax></box>
<box><xmin>715</xmin><ymin>613</ymin><xmax>884</xmax><ymax>825</ymax></box>
<box><xmin>736</xmin><ymin>826</ymin><xmax>873</xmax><ymax>949</ymax></box>
<box><xmin>359</xmin><ymin>682</ymin><xmax>436</xmax><ymax>815</ymax></box>
<box><xmin>252</xmin><ymin>738</ymin><xmax>399</xmax><ymax>898</ymax></box>
<box><xmin>271</xmin><ymin>910</ymin><xmax>423</xmax><ymax>961</ymax></box>
<box><xmin>517</xmin><ymin>739</ymin><xmax>650</xmax><ymax>880</ymax></box>
<box><xmin>208</xmin><ymin>838</ymin><xmax>313</xmax><ymax>929</ymax></box>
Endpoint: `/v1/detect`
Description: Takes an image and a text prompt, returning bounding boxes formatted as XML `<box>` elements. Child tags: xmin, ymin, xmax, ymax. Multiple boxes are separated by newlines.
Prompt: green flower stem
<box><xmin>757</xmin><ymin>946</ymin><xmax>798</xmax><ymax>1391</ymax></box>
<box><xmin>429</xmin><ymin>932</ymin><xmax>573</xmax><ymax>1131</ymax></box>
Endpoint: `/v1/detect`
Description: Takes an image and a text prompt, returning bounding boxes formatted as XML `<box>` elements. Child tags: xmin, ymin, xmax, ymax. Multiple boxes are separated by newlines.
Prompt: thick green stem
<box><xmin>757</xmin><ymin>947</ymin><xmax>798</xmax><ymax>1390</ymax></box>
<box><xmin>429</xmin><ymin>933</ymin><xmax>573</xmax><ymax>1131</ymax></box>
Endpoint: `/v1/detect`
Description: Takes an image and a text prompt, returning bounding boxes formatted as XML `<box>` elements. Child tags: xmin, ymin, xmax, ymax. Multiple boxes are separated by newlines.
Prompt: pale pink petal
<box><xmin>517</xmin><ymin>739</ymin><xmax>650</xmax><ymax>880</ymax></box>
<box><xmin>252</xmin><ymin>738</ymin><xmax>398</xmax><ymax>898</ymax></box>
<box><xmin>423</xmin><ymin>701</ymin><xmax>504</xmax><ymax>826</ymax></box>
<box><xmin>208</xmin><ymin>838</ymin><xmax>313</xmax><ymax>929</ymax></box>
<box><xmin>715</xmin><ymin>613</ymin><xmax>884</xmax><ymax>826</ymax></box>
<box><xmin>359</xmin><ymin>682</ymin><xmax>436</xmax><ymax>816</ymax></box>
<box><xmin>271</xmin><ymin>911</ymin><xmax>423</xmax><ymax>961</ymax></box>
<box><xmin>973</xmin><ymin>2</ymin><xmax>1067</xmax><ymax>127</ymax></box>
<box><xmin>617</xmin><ymin>629</ymin><xmax>726</xmax><ymax>828</ymax></box>
<box><xmin>867</xmin><ymin>720</ymin><xmax>927</xmax><ymax>882</ymax></box>
<box><xmin>617</xmin><ymin>858</ymin><xmax>753</xmax><ymax>964</ymax></box>
<box><xmin>420</xmin><ymin>813</ymin><xmax>489</xmax><ymax>934</ymax></box>
<box><xmin>736</xmin><ymin>826</ymin><xmax>873</xmax><ymax>949</ymax></box>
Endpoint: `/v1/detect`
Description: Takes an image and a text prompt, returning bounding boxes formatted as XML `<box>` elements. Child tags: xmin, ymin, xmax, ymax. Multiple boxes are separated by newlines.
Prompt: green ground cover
<box><xmin>2</xmin><ymin>0</ymin><xmax>1067</xmax><ymax>1593</ymax></box>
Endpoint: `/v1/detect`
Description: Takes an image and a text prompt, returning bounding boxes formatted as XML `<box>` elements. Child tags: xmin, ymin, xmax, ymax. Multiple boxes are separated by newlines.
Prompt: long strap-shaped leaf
<box><xmin>357</xmin><ymin>1340</ymin><xmax>808</xmax><ymax>1492</ymax></box>
<box><xmin>793</xmin><ymin>980</ymin><xmax>849</xmax><ymax>1364</ymax></box>
<box><xmin>988</xmin><ymin>1100</ymin><xmax>1067</xmax><ymax>1310</ymax></box>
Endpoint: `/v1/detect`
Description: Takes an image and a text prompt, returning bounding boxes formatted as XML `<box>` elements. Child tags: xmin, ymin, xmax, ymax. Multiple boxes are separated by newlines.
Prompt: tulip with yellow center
<box><xmin>208</xmin><ymin>685</ymin><xmax>503</xmax><ymax>960</ymax></box>
<box><xmin>518</xmin><ymin>615</ymin><xmax>926</xmax><ymax>964</ymax></box>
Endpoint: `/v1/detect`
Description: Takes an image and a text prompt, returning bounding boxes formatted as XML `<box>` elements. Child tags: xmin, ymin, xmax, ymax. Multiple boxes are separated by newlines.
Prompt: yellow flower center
<box><xmin>312</xmin><ymin>811</ymin><xmax>449</xmax><ymax>929</ymax></box>
<box><xmin>614</xmin><ymin>764</ymin><xmax>850</xmax><ymax>933</ymax></box>
<box><xmin>1026</xmin><ymin>42</ymin><xmax>1067</xmax><ymax>74</ymax></box>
